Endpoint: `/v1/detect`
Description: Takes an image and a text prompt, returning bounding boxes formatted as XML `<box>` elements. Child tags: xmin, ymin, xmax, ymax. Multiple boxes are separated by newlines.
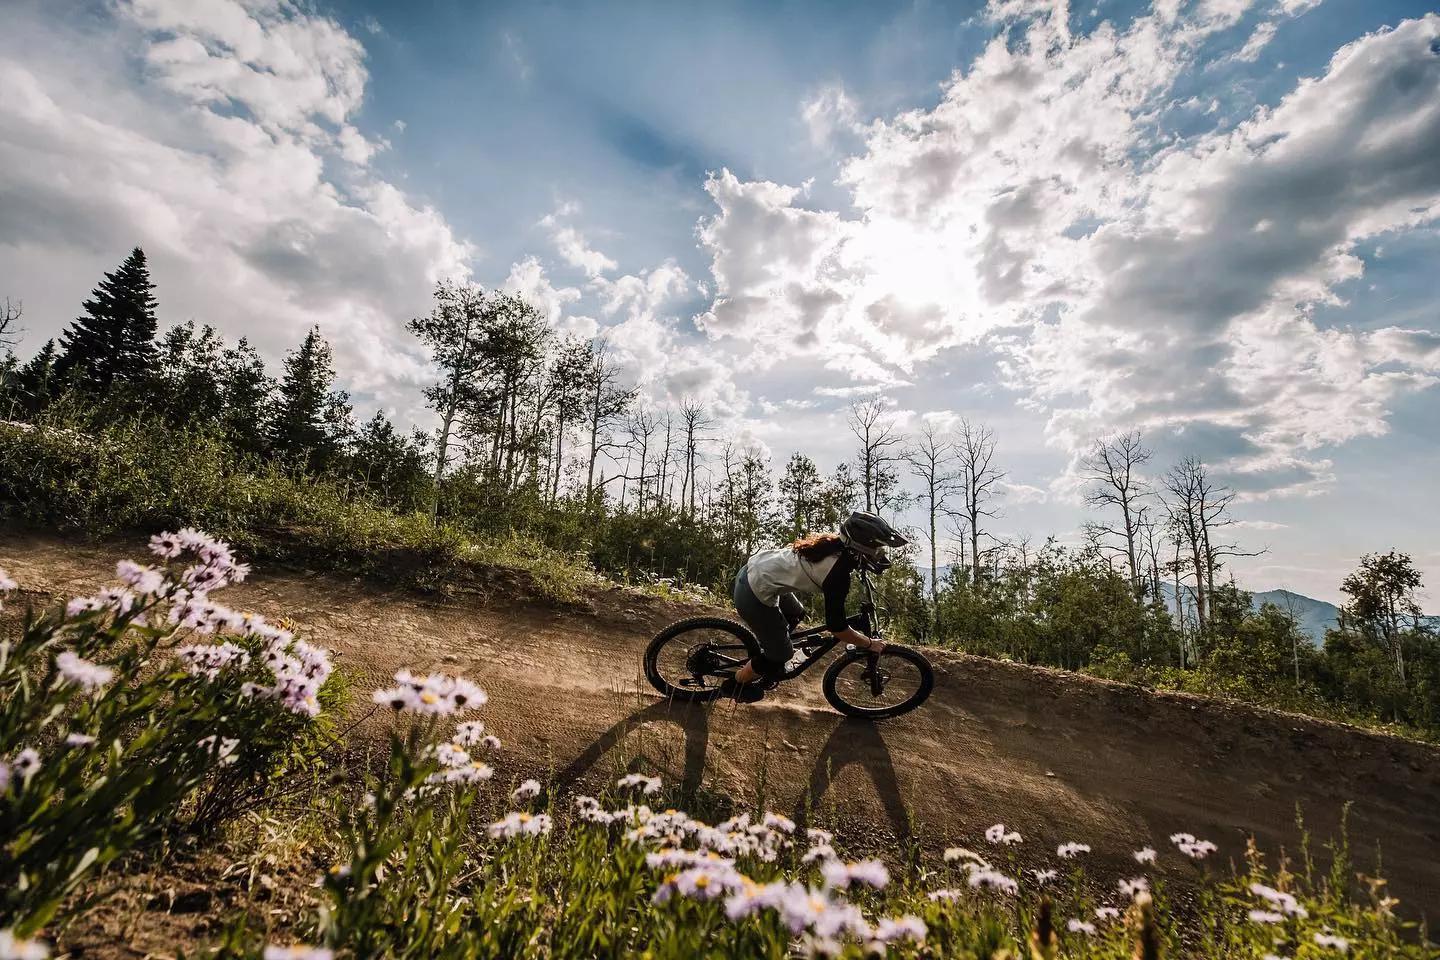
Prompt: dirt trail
<box><xmin>5</xmin><ymin>535</ymin><xmax>1440</xmax><ymax>918</ymax></box>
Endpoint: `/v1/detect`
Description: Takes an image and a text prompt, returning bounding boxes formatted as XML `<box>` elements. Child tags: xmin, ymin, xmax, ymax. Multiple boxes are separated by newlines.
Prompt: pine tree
<box><xmin>219</xmin><ymin>337</ymin><xmax>275</xmax><ymax>457</ymax></box>
<box><xmin>7</xmin><ymin>340</ymin><xmax>60</xmax><ymax>418</ymax></box>
<box><xmin>268</xmin><ymin>326</ymin><xmax>353</xmax><ymax>472</ymax></box>
<box><xmin>54</xmin><ymin>247</ymin><xmax>159</xmax><ymax>395</ymax></box>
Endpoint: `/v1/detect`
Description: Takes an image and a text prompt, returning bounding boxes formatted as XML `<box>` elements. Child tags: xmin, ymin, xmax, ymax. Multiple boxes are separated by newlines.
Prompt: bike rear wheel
<box><xmin>822</xmin><ymin>645</ymin><xmax>934</xmax><ymax>719</ymax></box>
<box><xmin>644</xmin><ymin>617</ymin><xmax>755</xmax><ymax>702</ymax></box>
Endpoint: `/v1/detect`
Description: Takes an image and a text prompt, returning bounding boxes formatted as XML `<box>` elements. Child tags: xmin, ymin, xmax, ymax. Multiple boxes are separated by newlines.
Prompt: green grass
<box><xmin>0</xmin><ymin>417</ymin><xmax>595</xmax><ymax>605</ymax></box>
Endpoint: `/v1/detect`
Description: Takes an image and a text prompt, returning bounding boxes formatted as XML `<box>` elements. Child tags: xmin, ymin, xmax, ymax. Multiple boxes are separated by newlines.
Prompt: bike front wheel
<box><xmin>644</xmin><ymin>617</ymin><xmax>755</xmax><ymax>702</ymax></box>
<box><xmin>822</xmin><ymin>645</ymin><xmax>934</xmax><ymax>719</ymax></box>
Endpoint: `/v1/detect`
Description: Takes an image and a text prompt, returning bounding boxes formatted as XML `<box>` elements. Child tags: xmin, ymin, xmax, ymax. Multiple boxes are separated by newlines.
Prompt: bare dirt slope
<box><xmin>6</xmin><ymin>535</ymin><xmax>1440</xmax><ymax>919</ymax></box>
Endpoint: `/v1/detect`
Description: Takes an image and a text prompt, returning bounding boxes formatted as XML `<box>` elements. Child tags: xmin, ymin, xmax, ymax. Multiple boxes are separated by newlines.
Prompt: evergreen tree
<box><xmin>351</xmin><ymin>411</ymin><xmax>432</xmax><ymax>511</ymax></box>
<box><xmin>6</xmin><ymin>340</ymin><xmax>60</xmax><ymax>418</ymax></box>
<box><xmin>219</xmin><ymin>337</ymin><xmax>275</xmax><ymax>457</ymax></box>
<box><xmin>268</xmin><ymin>326</ymin><xmax>353</xmax><ymax>472</ymax></box>
<box><xmin>154</xmin><ymin>321</ymin><xmax>226</xmax><ymax>429</ymax></box>
<box><xmin>54</xmin><ymin>247</ymin><xmax>159</xmax><ymax>396</ymax></box>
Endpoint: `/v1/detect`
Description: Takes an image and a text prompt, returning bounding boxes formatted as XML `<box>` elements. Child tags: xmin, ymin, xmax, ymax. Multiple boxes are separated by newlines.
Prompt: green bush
<box><xmin>0</xmin><ymin>416</ymin><xmax>593</xmax><ymax>604</ymax></box>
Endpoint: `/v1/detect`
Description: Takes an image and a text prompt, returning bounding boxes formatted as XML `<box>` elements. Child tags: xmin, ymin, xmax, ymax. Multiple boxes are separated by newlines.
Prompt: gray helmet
<box><xmin>838</xmin><ymin>511</ymin><xmax>907</xmax><ymax>557</ymax></box>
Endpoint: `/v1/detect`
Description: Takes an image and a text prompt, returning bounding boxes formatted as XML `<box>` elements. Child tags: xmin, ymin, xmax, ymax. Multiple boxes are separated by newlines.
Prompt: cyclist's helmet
<box><xmin>838</xmin><ymin>511</ymin><xmax>908</xmax><ymax>559</ymax></box>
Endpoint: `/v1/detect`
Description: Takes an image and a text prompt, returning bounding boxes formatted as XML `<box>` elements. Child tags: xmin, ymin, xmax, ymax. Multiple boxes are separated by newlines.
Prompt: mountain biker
<box><xmin>719</xmin><ymin>511</ymin><xmax>907</xmax><ymax>702</ymax></box>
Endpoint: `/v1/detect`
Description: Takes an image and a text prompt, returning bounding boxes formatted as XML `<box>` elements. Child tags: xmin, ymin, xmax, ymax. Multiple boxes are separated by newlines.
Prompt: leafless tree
<box><xmin>1081</xmin><ymin>430</ymin><xmax>1153</xmax><ymax>597</ymax></box>
<box><xmin>677</xmin><ymin>397</ymin><xmax>713</xmax><ymax>517</ymax></box>
<box><xmin>0</xmin><ymin>297</ymin><xmax>21</xmax><ymax>351</ymax></box>
<box><xmin>583</xmin><ymin>339</ymin><xmax>636</xmax><ymax>499</ymax></box>
<box><xmin>847</xmin><ymin>396</ymin><xmax>907</xmax><ymax>514</ymax></box>
<box><xmin>1161</xmin><ymin>456</ymin><xmax>1263</xmax><ymax>631</ymax></box>
<box><xmin>948</xmin><ymin>418</ymin><xmax>1005</xmax><ymax>585</ymax></box>
<box><xmin>904</xmin><ymin>421</ymin><xmax>962</xmax><ymax>608</ymax></box>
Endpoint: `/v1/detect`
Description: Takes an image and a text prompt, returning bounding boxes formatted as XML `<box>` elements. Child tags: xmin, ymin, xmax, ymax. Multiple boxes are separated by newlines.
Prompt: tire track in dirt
<box><xmin>5</xmin><ymin>535</ymin><xmax>1439</xmax><ymax>917</ymax></box>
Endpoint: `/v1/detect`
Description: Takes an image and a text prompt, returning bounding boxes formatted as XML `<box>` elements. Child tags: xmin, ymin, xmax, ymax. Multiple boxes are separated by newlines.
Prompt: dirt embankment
<box><xmin>5</xmin><ymin>534</ymin><xmax>1439</xmax><ymax>922</ymax></box>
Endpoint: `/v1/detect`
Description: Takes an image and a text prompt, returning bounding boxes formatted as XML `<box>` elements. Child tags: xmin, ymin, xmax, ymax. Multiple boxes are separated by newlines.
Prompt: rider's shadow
<box><xmin>549</xmin><ymin>698</ymin><xmax>712</xmax><ymax>802</ymax></box>
<box><xmin>792</xmin><ymin>717</ymin><xmax>915</xmax><ymax>854</ymax></box>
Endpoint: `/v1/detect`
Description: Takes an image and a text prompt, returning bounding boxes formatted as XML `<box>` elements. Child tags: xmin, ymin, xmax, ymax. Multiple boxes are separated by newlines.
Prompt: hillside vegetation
<box><xmin>3</xmin><ymin>248</ymin><xmax>1438</xmax><ymax>741</ymax></box>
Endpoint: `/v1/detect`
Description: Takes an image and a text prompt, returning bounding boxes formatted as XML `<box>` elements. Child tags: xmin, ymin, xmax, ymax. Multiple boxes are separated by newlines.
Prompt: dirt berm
<box><xmin>4</xmin><ymin>535</ymin><xmax>1439</xmax><ymax>920</ymax></box>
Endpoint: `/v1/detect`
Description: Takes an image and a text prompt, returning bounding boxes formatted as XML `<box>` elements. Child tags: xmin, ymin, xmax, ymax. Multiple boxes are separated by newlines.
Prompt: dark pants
<box><xmin>733</xmin><ymin>564</ymin><xmax>806</xmax><ymax>680</ymax></box>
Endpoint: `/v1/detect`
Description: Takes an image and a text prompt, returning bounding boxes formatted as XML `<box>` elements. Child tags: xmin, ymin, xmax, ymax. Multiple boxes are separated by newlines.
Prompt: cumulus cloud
<box><xmin>539</xmin><ymin>203</ymin><xmax>618</xmax><ymax>278</ymax></box>
<box><xmin>0</xmin><ymin>0</ymin><xmax>474</xmax><ymax>421</ymax></box>
<box><xmin>691</xmin><ymin>5</ymin><xmax>1440</xmax><ymax>496</ymax></box>
<box><xmin>801</xmin><ymin>84</ymin><xmax>861</xmax><ymax>150</ymax></box>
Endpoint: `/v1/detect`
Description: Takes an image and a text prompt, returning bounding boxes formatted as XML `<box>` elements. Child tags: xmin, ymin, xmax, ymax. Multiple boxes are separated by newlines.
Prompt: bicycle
<box><xmin>643</xmin><ymin>566</ymin><xmax>935</xmax><ymax>720</ymax></box>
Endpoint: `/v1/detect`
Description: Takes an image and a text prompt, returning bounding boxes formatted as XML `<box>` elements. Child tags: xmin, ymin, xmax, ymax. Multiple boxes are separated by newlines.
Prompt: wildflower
<box><xmin>435</xmin><ymin>761</ymin><xmax>494</xmax><ymax>785</ymax></box>
<box><xmin>1095</xmin><ymin>906</ymin><xmax>1121</xmax><ymax>920</ymax></box>
<box><xmin>55</xmin><ymin>651</ymin><xmax>114</xmax><ymax>691</ymax></box>
<box><xmin>115</xmin><ymin>560</ymin><xmax>166</xmax><ymax>596</ymax></box>
<box><xmin>967</xmin><ymin>868</ymin><xmax>1019</xmax><ymax>894</ymax></box>
<box><xmin>1057</xmin><ymin>842</ymin><xmax>1091</xmax><ymax>858</ymax></box>
<box><xmin>1032</xmin><ymin>868</ymin><xmax>1058</xmax><ymax>884</ymax></box>
<box><xmin>150</xmin><ymin>531</ymin><xmax>184</xmax><ymax>559</ymax></box>
<box><xmin>1313</xmin><ymin>932</ymin><xmax>1350</xmax><ymax>952</ymax></box>
<box><xmin>0</xmin><ymin>929</ymin><xmax>50</xmax><ymax>959</ymax></box>
<box><xmin>1250</xmin><ymin>882</ymin><xmax>1309</xmax><ymax>918</ymax></box>
<box><xmin>943</xmin><ymin>847</ymin><xmax>989</xmax><ymax>867</ymax></box>
<box><xmin>65</xmin><ymin>733</ymin><xmax>97</xmax><ymax>747</ymax></box>
<box><xmin>872</xmin><ymin>915</ymin><xmax>927</xmax><ymax>944</ymax></box>
<box><xmin>763</xmin><ymin>811</ymin><xmax>795</xmax><ymax>833</ymax></box>
<box><xmin>1134</xmin><ymin>846</ymin><xmax>1157</xmax><ymax>864</ymax></box>
<box><xmin>617</xmin><ymin>773</ymin><xmax>662</xmax><ymax>795</ymax></box>
<box><xmin>511</xmin><ymin>779</ymin><xmax>541</xmax><ymax>801</ymax></box>
<box><xmin>479</xmin><ymin>735</ymin><xmax>502</xmax><ymax>750</ymax></box>
<box><xmin>198</xmin><ymin>735</ymin><xmax>240</xmax><ymax>765</ymax></box>
<box><xmin>262</xmin><ymin>947</ymin><xmax>333</xmax><ymax>960</ymax></box>
<box><xmin>327</xmin><ymin>863</ymin><xmax>352</xmax><ymax>879</ymax></box>
<box><xmin>65</xmin><ymin>597</ymin><xmax>103</xmax><ymax>617</ymax></box>
<box><xmin>434</xmin><ymin>742</ymin><xmax>470</xmax><ymax>768</ymax></box>
<box><xmin>12</xmin><ymin>749</ymin><xmax>40</xmax><ymax>779</ymax></box>
<box><xmin>373</xmin><ymin>686</ymin><xmax>419</xmax><ymax>711</ymax></box>
<box><xmin>820</xmin><ymin>858</ymin><xmax>889</xmax><ymax>890</ymax></box>
<box><xmin>1066</xmin><ymin>919</ymin><xmax>1096</xmax><ymax>934</ymax></box>
<box><xmin>985</xmin><ymin>823</ymin><xmax>1022</xmax><ymax>844</ymax></box>
<box><xmin>1177</xmin><ymin>839</ymin><xmax>1217</xmax><ymax>860</ymax></box>
<box><xmin>176</xmin><ymin>642</ymin><xmax>250</xmax><ymax>680</ymax></box>
<box><xmin>802</xmin><ymin>844</ymin><xmax>837</xmax><ymax>864</ymax></box>
<box><xmin>1169</xmin><ymin>832</ymin><xmax>1195</xmax><ymax>844</ymax></box>
<box><xmin>928</xmin><ymin>888</ymin><xmax>961</xmax><ymax>901</ymax></box>
<box><xmin>487</xmin><ymin>811</ymin><xmax>553</xmax><ymax>838</ymax></box>
<box><xmin>0</xmin><ymin>568</ymin><xmax>16</xmax><ymax>593</ymax></box>
<box><xmin>1119</xmin><ymin>877</ymin><xmax>1150</xmax><ymax>898</ymax></box>
<box><xmin>453</xmin><ymin>720</ymin><xmax>484</xmax><ymax>745</ymax></box>
<box><xmin>1248</xmin><ymin>909</ymin><xmax>1285</xmax><ymax>924</ymax></box>
<box><xmin>806</xmin><ymin>828</ymin><xmax>833</xmax><ymax>844</ymax></box>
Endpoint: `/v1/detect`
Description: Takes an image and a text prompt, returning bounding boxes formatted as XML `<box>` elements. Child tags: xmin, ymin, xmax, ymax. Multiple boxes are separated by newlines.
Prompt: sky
<box><xmin>1</xmin><ymin>0</ymin><xmax>1438</xmax><ymax>604</ymax></box>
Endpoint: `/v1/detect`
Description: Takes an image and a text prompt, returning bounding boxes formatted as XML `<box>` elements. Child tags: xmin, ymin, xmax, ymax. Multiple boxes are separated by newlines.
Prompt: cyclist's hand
<box><xmin>839</xmin><ymin>627</ymin><xmax>883</xmax><ymax>654</ymax></box>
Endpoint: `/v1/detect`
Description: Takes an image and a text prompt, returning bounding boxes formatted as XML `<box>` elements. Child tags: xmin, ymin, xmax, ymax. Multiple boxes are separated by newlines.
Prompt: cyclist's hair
<box><xmin>790</xmin><ymin>531</ymin><xmax>845</xmax><ymax>562</ymax></box>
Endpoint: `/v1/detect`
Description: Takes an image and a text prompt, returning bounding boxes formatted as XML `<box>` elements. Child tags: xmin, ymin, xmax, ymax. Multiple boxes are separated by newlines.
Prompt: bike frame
<box><xmin>703</xmin><ymin>565</ymin><xmax>886</xmax><ymax>685</ymax></box>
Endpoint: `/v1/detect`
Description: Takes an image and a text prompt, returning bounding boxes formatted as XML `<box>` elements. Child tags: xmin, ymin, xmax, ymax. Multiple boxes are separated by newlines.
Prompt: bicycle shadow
<box><xmin>550</xmin><ymin>697</ymin><xmax>713</xmax><ymax>801</ymax></box>
<box><xmin>549</xmin><ymin>693</ymin><xmax>915</xmax><ymax>855</ymax></box>
<box><xmin>791</xmin><ymin>716</ymin><xmax>915</xmax><ymax>852</ymax></box>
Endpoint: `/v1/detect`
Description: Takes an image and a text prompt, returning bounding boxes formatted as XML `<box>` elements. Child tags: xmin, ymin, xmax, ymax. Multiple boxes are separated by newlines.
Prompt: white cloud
<box><xmin>0</xmin><ymin>0</ymin><xmax>474</xmax><ymax>422</ymax></box>
<box><xmin>538</xmin><ymin>203</ymin><xmax>618</xmax><ymax>278</ymax></box>
<box><xmin>692</xmin><ymin>8</ymin><xmax>1440</xmax><ymax>497</ymax></box>
<box><xmin>1231</xmin><ymin>20</ymin><xmax>1278</xmax><ymax>62</ymax></box>
<box><xmin>800</xmin><ymin>85</ymin><xmax>860</xmax><ymax>150</ymax></box>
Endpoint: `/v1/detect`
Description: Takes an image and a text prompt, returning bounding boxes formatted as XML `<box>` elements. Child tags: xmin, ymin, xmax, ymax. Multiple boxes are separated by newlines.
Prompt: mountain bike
<box><xmin>643</xmin><ymin>567</ymin><xmax>935</xmax><ymax>720</ymax></box>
